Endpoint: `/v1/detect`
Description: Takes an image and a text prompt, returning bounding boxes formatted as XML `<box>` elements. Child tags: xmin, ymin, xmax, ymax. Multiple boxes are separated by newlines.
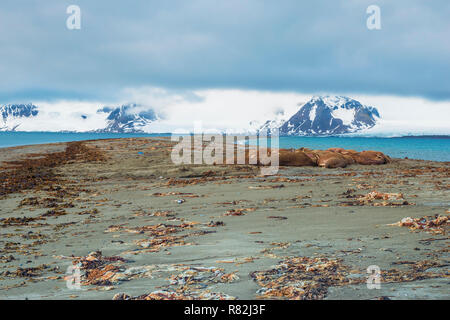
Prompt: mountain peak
<box><xmin>96</xmin><ymin>104</ymin><xmax>159</xmax><ymax>133</ymax></box>
<box><xmin>1</xmin><ymin>104</ymin><xmax>39</xmax><ymax>131</ymax></box>
<box><xmin>276</xmin><ymin>96</ymin><xmax>380</xmax><ymax>136</ymax></box>
<box><xmin>311</xmin><ymin>95</ymin><xmax>351</xmax><ymax>107</ymax></box>
<box><xmin>0</xmin><ymin>103</ymin><xmax>160</xmax><ymax>133</ymax></box>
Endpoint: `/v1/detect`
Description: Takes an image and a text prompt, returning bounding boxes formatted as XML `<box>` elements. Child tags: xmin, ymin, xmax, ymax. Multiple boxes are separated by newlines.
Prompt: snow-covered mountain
<box><xmin>1</xmin><ymin>104</ymin><xmax>39</xmax><ymax>131</ymax></box>
<box><xmin>0</xmin><ymin>103</ymin><xmax>160</xmax><ymax>133</ymax></box>
<box><xmin>95</xmin><ymin>104</ymin><xmax>159</xmax><ymax>133</ymax></box>
<box><xmin>1</xmin><ymin>96</ymin><xmax>382</xmax><ymax>135</ymax></box>
<box><xmin>278</xmin><ymin>96</ymin><xmax>380</xmax><ymax>136</ymax></box>
<box><xmin>248</xmin><ymin>109</ymin><xmax>291</xmax><ymax>135</ymax></box>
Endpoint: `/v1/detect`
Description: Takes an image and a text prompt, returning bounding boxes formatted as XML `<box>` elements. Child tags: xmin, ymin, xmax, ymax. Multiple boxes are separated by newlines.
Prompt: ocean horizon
<box><xmin>1</xmin><ymin>131</ymin><xmax>449</xmax><ymax>162</ymax></box>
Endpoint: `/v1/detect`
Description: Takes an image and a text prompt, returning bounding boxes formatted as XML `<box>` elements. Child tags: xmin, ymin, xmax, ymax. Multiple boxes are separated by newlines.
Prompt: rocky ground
<box><xmin>0</xmin><ymin>137</ymin><xmax>448</xmax><ymax>300</ymax></box>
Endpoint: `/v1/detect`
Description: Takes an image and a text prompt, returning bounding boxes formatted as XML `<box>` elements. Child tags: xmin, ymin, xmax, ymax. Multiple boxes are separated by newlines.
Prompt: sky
<box><xmin>0</xmin><ymin>0</ymin><xmax>449</xmax><ymax>133</ymax></box>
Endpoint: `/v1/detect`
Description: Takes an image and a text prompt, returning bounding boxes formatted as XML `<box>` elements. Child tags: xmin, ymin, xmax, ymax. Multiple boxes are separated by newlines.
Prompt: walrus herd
<box><xmin>278</xmin><ymin>147</ymin><xmax>391</xmax><ymax>168</ymax></box>
<box><xmin>246</xmin><ymin>146</ymin><xmax>390</xmax><ymax>168</ymax></box>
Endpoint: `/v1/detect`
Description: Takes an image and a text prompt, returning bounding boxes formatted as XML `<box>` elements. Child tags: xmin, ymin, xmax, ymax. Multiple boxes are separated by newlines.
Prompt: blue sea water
<box><xmin>249</xmin><ymin>136</ymin><xmax>450</xmax><ymax>162</ymax></box>
<box><xmin>0</xmin><ymin>132</ymin><xmax>449</xmax><ymax>162</ymax></box>
<box><xmin>0</xmin><ymin>132</ymin><xmax>169</xmax><ymax>149</ymax></box>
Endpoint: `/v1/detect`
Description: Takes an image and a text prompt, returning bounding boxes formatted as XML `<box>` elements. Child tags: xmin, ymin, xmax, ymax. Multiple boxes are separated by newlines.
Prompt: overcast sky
<box><xmin>0</xmin><ymin>0</ymin><xmax>449</xmax><ymax>103</ymax></box>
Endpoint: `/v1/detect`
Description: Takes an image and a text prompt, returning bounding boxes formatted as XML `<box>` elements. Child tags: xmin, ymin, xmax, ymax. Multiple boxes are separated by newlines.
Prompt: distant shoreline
<box><xmin>398</xmin><ymin>135</ymin><xmax>450</xmax><ymax>139</ymax></box>
<box><xmin>0</xmin><ymin>131</ymin><xmax>449</xmax><ymax>139</ymax></box>
<box><xmin>1</xmin><ymin>134</ymin><xmax>450</xmax><ymax>163</ymax></box>
<box><xmin>1</xmin><ymin>133</ymin><xmax>449</xmax><ymax>162</ymax></box>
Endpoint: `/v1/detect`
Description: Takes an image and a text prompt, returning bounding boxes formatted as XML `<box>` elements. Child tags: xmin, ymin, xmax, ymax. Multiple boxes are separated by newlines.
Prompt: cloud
<box><xmin>351</xmin><ymin>94</ymin><xmax>450</xmax><ymax>135</ymax></box>
<box><xmin>121</xmin><ymin>87</ymin><xmax>450</xmax><ymax>134</ymax></box>
<box><xmin>3</xmin><ymin>87</ymin><xmax>449</xmax><ymax>134</ymax></box>
<box><xmin>0</xmin><ymin>0</ymin><xmax>449</xmax><ymax>102</ymax></box>
<box><xmin>120</xmin><ymin>87</ymin><xmax>307</xmax><ymax>132</ymax></box>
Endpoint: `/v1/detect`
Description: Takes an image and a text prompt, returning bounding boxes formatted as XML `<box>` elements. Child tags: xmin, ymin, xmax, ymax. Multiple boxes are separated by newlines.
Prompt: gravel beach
<box><xmin>0</xmin><ymin>137</ymin><xmax>448</xmax><ymax>300</ymax></box>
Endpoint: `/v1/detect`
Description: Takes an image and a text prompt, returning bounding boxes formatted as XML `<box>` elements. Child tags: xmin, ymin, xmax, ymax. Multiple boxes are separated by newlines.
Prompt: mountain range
<box><xmin>248</xmin><ymin>96</ymin><xmax>380</xmax><ymax>135</ymax></box>
<box><xmin>0</xmin><ymin>103</ymin><xmax>160</xmax><ymax>133</ymax></box>
<box><xmin>1</xmin><ymin>104</ymin><xmax>39</xmax><ymax>131</ymax></box>
<box><xmin>0</xmin><ymin>96</ymin><xmax>380</xmax><ymax>135</ymax></box>
<box><xmin>95</xmin><ymin>105</ymin><xmax>159</xmax><ymax>133</ymax></box>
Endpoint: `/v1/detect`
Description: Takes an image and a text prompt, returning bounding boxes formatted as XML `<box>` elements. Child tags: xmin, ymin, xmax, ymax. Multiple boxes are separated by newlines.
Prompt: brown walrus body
<box><xmin>279</xmin><ymin>149</ymin><xmax>317</xmax><ymax>166</ymax></box>
<box><xmin>312</xmin><ymin>150</ymin><xmax>354</xmax><ymax>168</ymax></box>
<box><xmin>351</xmin><ymin>150</ymin><xmax>391</xmax><ymax>165</ymax></box>
<box><xmin>244</xmin><ymin>147</ymin><xmax>390</xmax><ymax>168</ymax></box>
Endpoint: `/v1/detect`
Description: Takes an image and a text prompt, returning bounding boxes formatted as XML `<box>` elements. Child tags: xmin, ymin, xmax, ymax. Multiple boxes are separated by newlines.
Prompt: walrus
<box><xmin>279</xmin><ymin>149</ymin><xmax>317</xmax><ymax>166</ymax></box>
<box><xmin>312</xmin><ymin>150</ymin><xmax>353</xmax><ymax>168</ymax></box>
<box><xmin>351</xmin><ymin>150</ymin><xmax>391</xmax><ymax>165</ymax></box>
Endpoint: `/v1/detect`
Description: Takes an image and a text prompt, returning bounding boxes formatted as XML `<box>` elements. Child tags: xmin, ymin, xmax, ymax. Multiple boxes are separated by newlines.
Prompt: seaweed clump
<box><xmin>0</xmin><ymin>141</ymin><xmax>106</xmax><ymax>197</ymax></box>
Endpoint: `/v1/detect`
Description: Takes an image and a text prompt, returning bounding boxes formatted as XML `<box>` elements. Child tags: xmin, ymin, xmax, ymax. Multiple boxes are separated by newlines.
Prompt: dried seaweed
<box><xmin>388</xmin><ymin>215</ymin><xmax>449</xmax><ymax>234</ymax></box>
<box><xmin>0</xmin><ymin>141</ymin><xmax>106</xmax><ymax>197</ymax></box>
<box><xmin>113</xmin><ymin>289</ymin><xmax>235</xmax><ymax>300</ymax></box>
<box><xmin>250</xmin><ymin>256</ymin><xmax>361</xmax><ymax>300</ymax></box>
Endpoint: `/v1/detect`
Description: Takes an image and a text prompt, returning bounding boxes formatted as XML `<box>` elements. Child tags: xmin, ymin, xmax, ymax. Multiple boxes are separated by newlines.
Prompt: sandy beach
<box><xmin>0</xmin><ymin>137</ymin><xmax>448</xmax><ymax>300</ymax></box>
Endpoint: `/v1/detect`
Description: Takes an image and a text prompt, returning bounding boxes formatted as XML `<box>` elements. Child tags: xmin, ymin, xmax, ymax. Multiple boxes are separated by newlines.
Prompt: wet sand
<box><xmin>0</xmin><ymin>137</ymin><xmax>448</xmax><ymax>300</ymax></box>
